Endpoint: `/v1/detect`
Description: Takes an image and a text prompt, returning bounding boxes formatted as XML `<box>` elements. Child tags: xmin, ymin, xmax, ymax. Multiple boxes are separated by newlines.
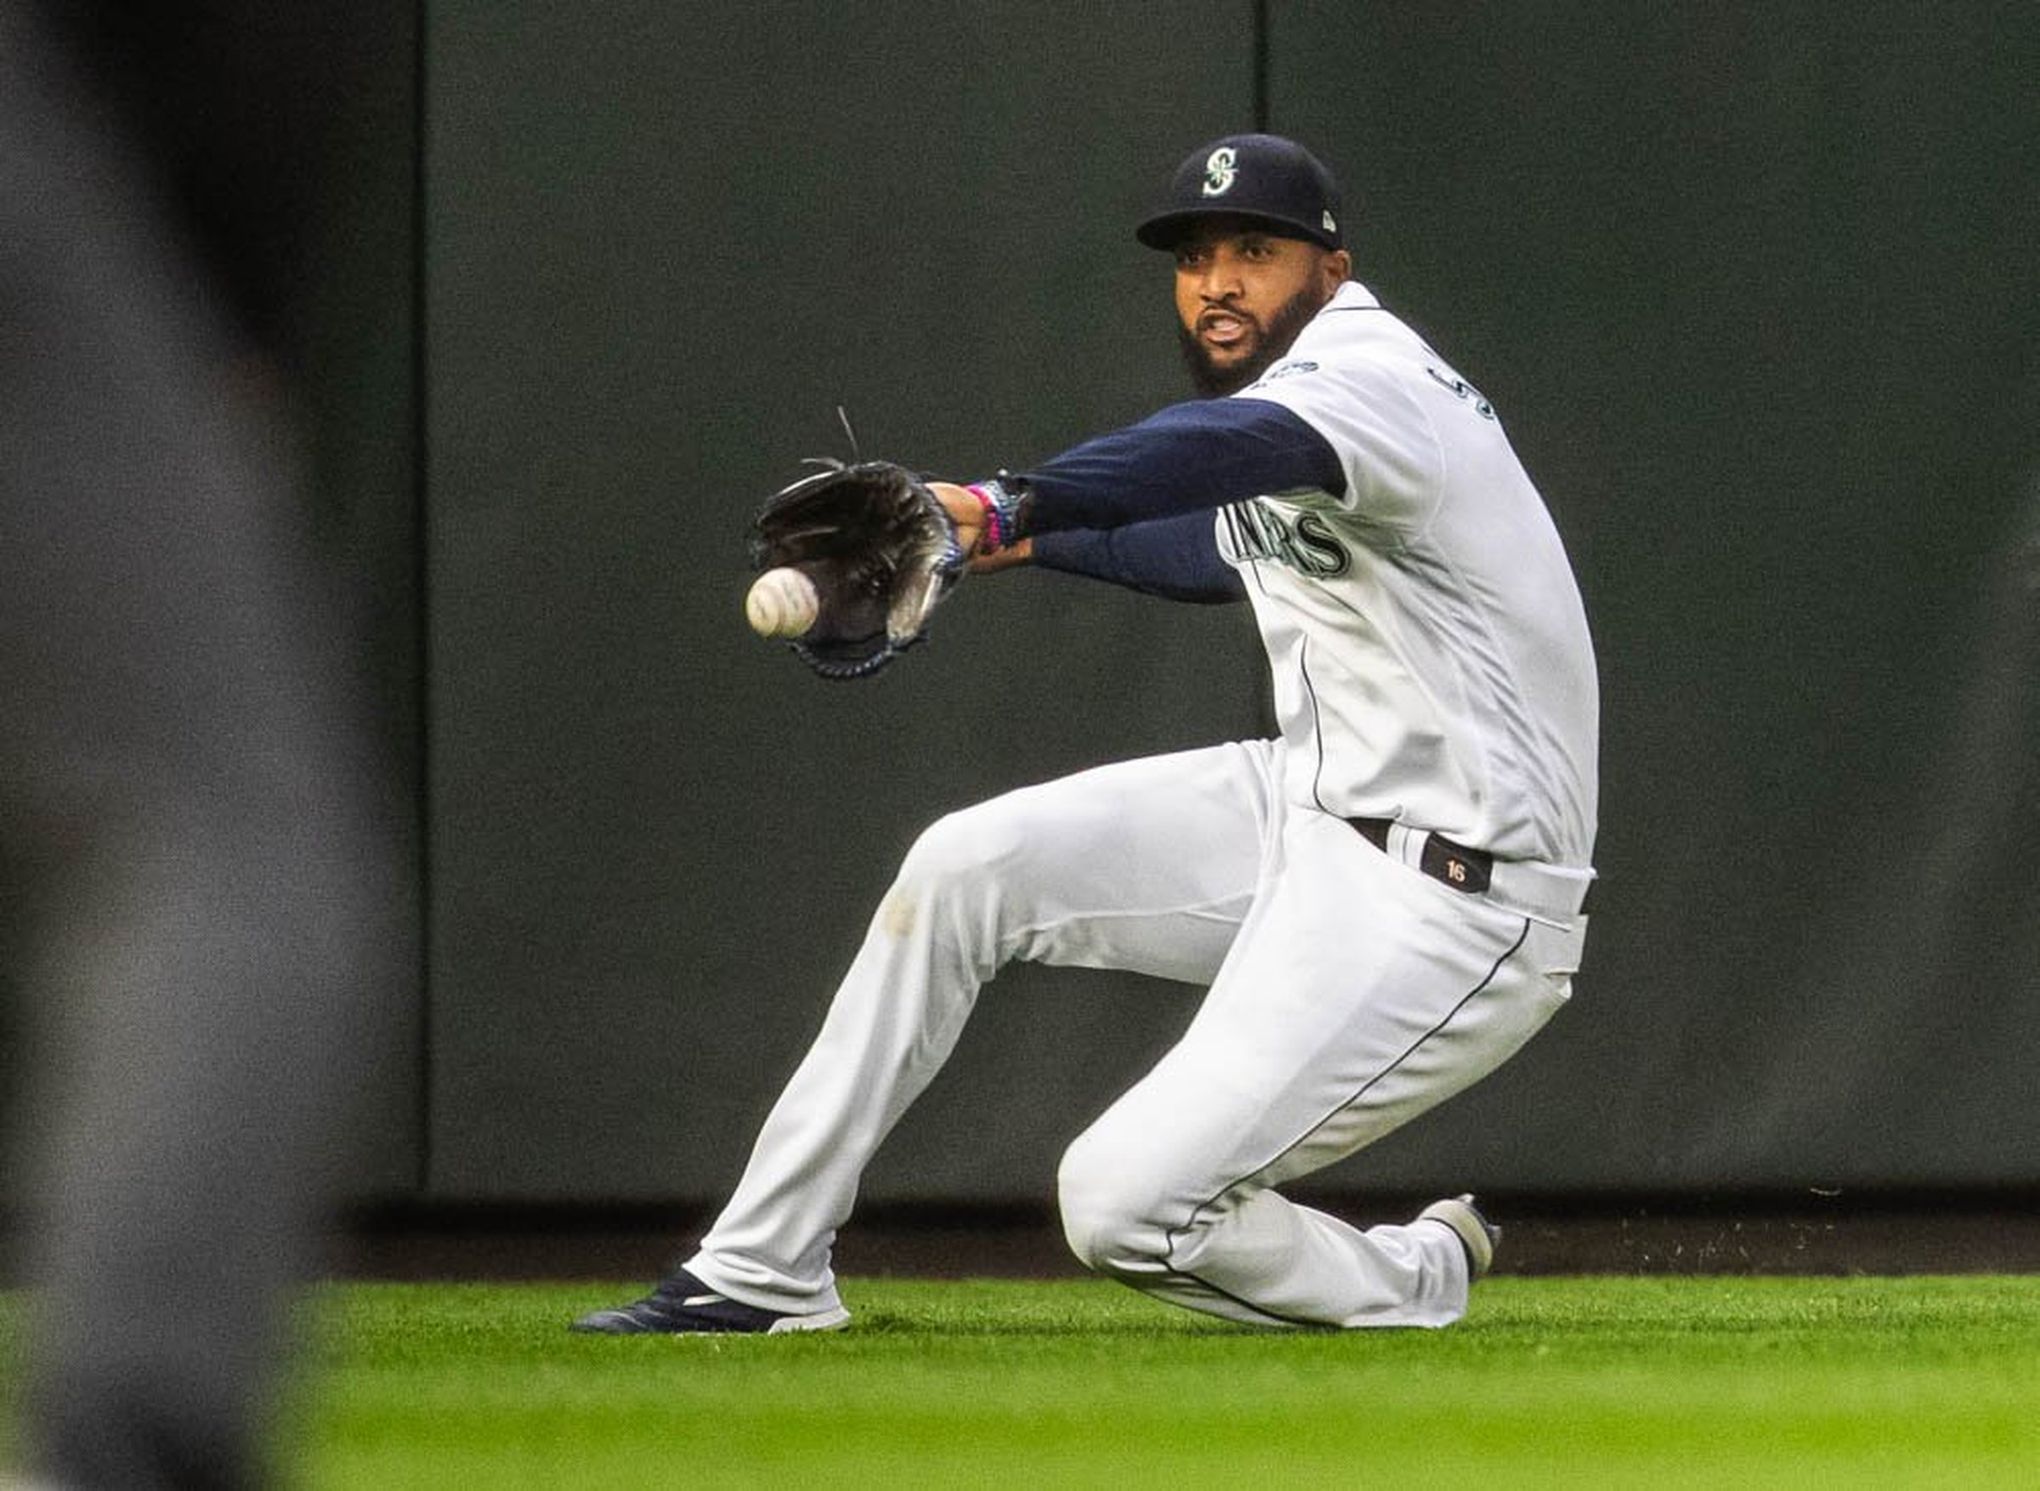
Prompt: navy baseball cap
<box><xmin>1135</xmin><ymin>133</ymin><xmax>1345</xmax><ymax>251</ymax></box>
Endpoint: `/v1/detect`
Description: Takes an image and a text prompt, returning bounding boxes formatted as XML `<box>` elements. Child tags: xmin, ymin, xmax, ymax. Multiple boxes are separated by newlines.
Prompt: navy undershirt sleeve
<box><xmin>1032</xmin><ymin>511</ymin><xmax>1246</xmax><ymax>604</ymax></box>
<box><xmin>1019</xmin><ymin>396</ymin><xmax>1346</xmax><ymax>534</ymax></box>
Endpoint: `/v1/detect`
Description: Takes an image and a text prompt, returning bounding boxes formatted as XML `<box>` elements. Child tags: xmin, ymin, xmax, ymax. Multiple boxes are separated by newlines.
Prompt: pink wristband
<box><xmin>966</xmin><ymin>482</ymin><xmax>1005</xmax><ymax>552</ymax></box>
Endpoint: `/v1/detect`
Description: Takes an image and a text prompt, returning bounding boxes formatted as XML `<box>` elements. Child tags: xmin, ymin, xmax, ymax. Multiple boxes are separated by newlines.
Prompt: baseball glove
<box><xmin>749</xmin><ymin>458</ymin><xmax>967</xmax><ymax>680</ymax></box>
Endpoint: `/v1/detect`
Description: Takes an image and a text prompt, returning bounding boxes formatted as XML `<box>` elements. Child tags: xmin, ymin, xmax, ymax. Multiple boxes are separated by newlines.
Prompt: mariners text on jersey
<box><xmin>1217</xmin><ymin>500</ymin><xmax>1351</xmax><ymax>579</ymax></box>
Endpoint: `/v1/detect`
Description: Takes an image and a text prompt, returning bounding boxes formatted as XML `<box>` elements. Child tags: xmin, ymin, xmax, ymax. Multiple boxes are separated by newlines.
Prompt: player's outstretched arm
<box><xmin>926</xmin><ymin>481</ymin><xmax>1035</xmax><ymax>574</ymax></box>
<box><xmin>934</xmin><ymin>476</ymin><xmax>1243</xmax><ymax>603</ymax></box>
<box><xmin>1018</xmin><ymin>398</ymin><xmax>1344</xmax><ymax>532</ymax></box>
<box><xmin>1034</xmin><ymin>513</ymin><xmax>1245</xmax><ymax>603</ymax></box>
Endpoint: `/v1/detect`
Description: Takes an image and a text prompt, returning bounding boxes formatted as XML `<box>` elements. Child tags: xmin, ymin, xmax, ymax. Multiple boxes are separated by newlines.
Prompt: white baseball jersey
<box><xmin>1218</xmin><ymin>280</ymin><xmax>1599</xmax><ymax>869</ymax></box>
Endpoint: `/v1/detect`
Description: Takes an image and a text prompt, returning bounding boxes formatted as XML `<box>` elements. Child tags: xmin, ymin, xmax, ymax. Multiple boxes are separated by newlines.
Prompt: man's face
<box><xmin>1173</xmin><ymin>219</ymin><xmax>1349</xmax><ymax>397</ymax></box>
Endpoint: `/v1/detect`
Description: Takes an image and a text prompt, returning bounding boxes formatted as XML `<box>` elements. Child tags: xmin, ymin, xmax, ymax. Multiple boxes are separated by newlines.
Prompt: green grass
<box><xmin>13</xmin><ymin>1276</ymin><xmax>2040</xmax><ymax>1487</ymax></box>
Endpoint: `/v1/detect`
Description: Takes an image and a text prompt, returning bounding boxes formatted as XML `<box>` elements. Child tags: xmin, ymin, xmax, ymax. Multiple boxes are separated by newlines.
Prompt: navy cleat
<box><xmin>569</xmin><ymin>1267</ymin><xmax>851</xmax><ymax>1335</ymax></box>
<box><xmin>1416</xmin><ymin>1193</ymin><xmax>1501</xmax><ymax>1281</ymax></box>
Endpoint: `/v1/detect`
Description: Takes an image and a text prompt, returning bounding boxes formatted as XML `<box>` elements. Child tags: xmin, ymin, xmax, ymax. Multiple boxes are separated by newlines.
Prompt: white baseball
<box><xmin>745</xmin><ymin>566</ymin><xmax>819</xmax><ymax>638</ymax></box>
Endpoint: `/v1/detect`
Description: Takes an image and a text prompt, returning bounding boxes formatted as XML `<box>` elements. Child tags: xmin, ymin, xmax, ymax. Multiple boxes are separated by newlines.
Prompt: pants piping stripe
<box><xmin>1159</xmin><ymin>917</ymin><xmax>1532</xmax><ymax>1269</ymax></box>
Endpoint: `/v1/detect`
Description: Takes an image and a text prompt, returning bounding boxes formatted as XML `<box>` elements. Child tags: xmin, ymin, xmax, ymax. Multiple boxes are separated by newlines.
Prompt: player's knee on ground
<box><xmin>1056</xmin><ymin>1129</ymin><xmax>1179</xmax><ymax>1277</ymax></box>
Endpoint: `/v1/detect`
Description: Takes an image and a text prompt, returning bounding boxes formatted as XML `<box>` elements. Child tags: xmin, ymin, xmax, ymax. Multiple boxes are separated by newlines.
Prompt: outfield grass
<box><xmin>11</xmin><ymin>1276</ymin><xmax>2040</xmax><ymax>1487</ymax></box>
<box><xmin>292</xmin><ymin>1276</ymin><xmax>2040</xmax><ymax>1488</ymax></box>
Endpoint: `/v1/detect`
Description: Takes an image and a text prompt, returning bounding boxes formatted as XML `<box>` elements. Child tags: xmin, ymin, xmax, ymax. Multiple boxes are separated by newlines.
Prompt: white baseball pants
<box><xmin>688</xmin><ymin>740</ymin><xmax>1584</xmax><ymax>1328</ymax></box>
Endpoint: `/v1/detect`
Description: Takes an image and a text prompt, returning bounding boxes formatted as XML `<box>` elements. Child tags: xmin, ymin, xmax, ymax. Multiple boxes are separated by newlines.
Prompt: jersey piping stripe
<box><xmin>1157</xmin><ymin>917</ymin><xmax>1532</xmax><ymax>1276</ymax></box>
<box><xmin>1297</xmin><ymin>634</ymin><xmax>1331</xmax><ymax>814</ymax></box>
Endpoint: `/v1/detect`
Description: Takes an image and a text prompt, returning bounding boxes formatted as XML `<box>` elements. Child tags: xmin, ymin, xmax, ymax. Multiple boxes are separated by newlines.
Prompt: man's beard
<box><xmin>1177</xmin><ymin>284</ymin><xmax>1326</xmax><ymax>398</ymax></box>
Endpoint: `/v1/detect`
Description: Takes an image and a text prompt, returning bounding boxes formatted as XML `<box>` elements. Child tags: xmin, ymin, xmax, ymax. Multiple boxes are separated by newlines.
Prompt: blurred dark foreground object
<box><xmin>2</xmin><ymin>3</ymin><xmax>404</xmax><ymax>1486</ymax></box>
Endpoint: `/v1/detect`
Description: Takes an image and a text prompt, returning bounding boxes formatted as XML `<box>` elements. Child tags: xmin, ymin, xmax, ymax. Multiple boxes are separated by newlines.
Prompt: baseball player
<box><xmin>578</xmin><ymin>133</ymin><xmax>1598</xmax><ymax>1334</ymax></box>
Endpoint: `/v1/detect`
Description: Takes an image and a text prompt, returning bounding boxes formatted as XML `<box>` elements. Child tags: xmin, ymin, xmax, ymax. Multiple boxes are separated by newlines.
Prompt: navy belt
<box><xmin>1346</xmin><ymin>817</ymin><xmax>1494</xmax><ymax>895</ymax></box>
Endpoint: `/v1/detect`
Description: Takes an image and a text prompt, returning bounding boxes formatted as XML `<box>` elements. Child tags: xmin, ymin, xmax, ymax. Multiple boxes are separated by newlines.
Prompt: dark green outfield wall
<box><xmin>419</xmin><ymin>1</ymin><xmax>2039</xmax><ymax>1200</ymax></box>
<box><xmin>18</xmin><ymin>4</ymin><xmax>2017</xmax><ymax>1212</ymax></box>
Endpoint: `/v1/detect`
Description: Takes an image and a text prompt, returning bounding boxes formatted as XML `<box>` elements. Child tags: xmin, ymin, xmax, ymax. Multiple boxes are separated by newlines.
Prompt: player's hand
<box><xmin>968</xmin><ymin>537</ymin><xmax>1032</xmax><ymax>574</ymax></box>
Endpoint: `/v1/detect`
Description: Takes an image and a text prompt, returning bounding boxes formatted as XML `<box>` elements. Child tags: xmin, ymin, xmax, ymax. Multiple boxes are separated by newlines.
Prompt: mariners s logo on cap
<box><xmin>1201</xmin><ymin>147</ymin><xmax>1238</xmax><ymax>197</ymax></box>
